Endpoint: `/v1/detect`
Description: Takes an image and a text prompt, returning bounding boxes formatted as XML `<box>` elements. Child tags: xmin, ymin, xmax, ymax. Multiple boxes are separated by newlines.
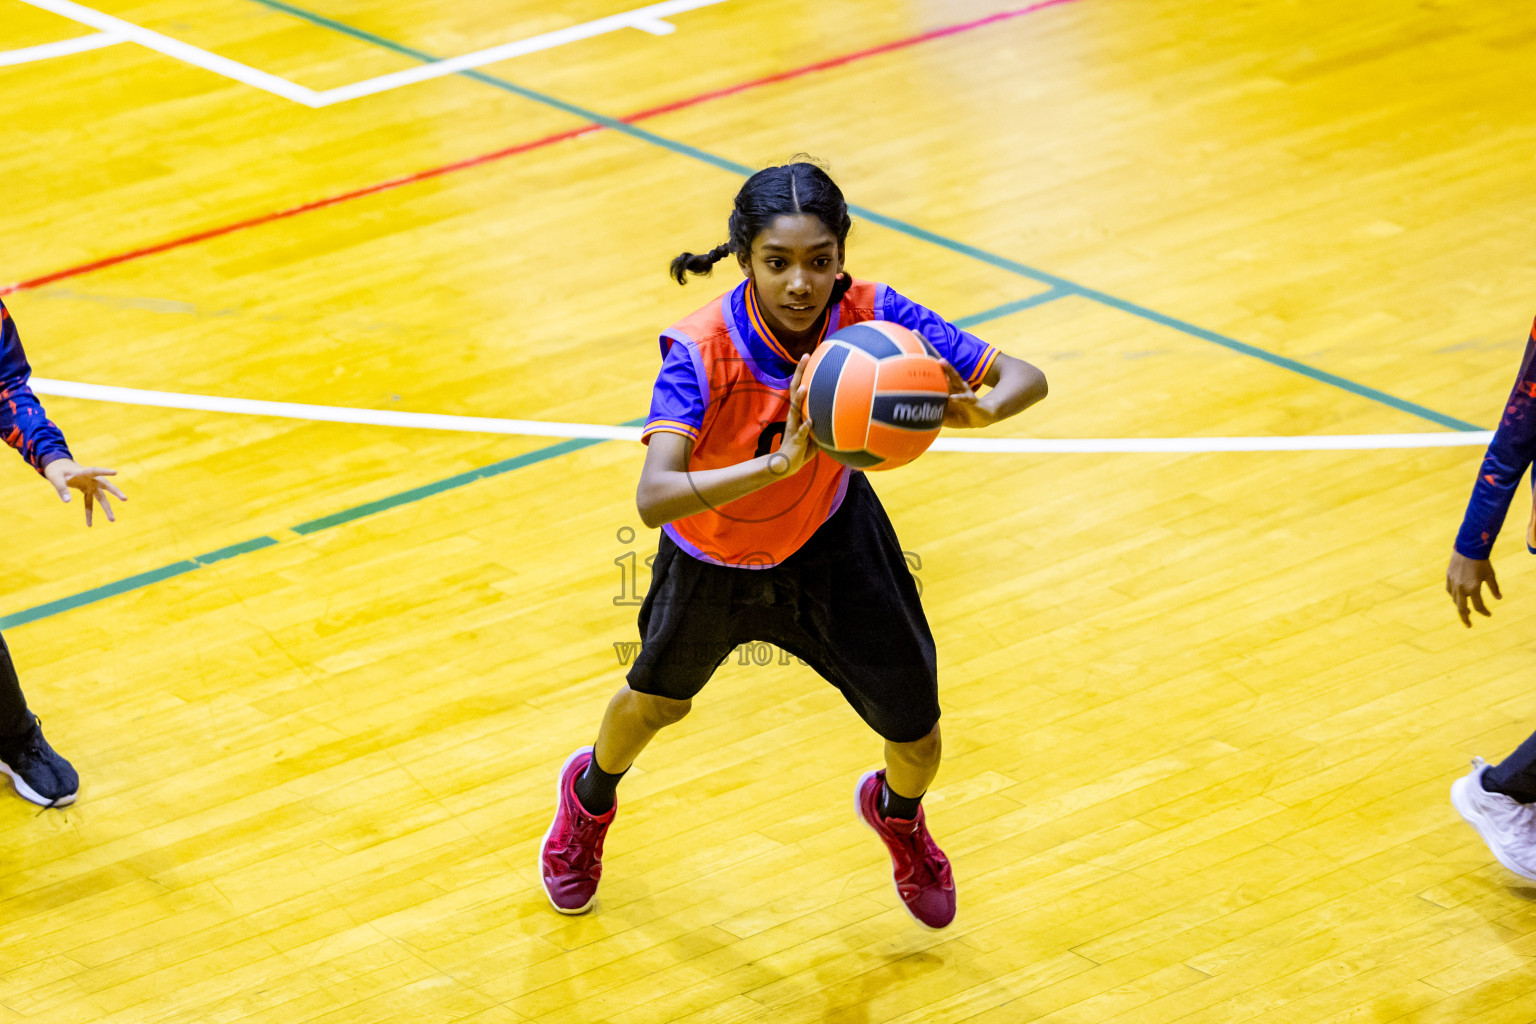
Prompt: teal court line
<box><xmin>0</xmin><ymin>536</ymin><xmax>279</xmax><ymax>630</ymax></box>
<box><xmin>250</xmin><ymin>0</ymin><xmax>1480</xmax><ymax>434</ymax></box>
<box><xmin>0</xmin><ymin>433</ymin><xmax>621</xmax><ymax>630</ymax></box>
<box><xmin>953</xmin><ymin>286</ymin><xmax>1072</xmax><ymax>329</ymax></box>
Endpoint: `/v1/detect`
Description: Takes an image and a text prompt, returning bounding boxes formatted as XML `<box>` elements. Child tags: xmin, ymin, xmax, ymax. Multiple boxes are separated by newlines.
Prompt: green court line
<box><xmin>954</xmin><ymin>287</ymin><xmax>1071</xmax><ymax>329</ymax></box>
<box><xmin>0</xmin><ymin>536</ymin><xmax>280</xmax><ymax>630</ymax></box>
<box><xmin>0</xmin><ymin>286</ymin><xmax>1069</xmax><ymax>631</ymax></box>
<box><xmin>193</xmin><ymin>536</ymin><xmax>284</xmax><ymax>564</ymax></box>
<box><xmin>249</xmin><ymin>0</ymin><xmax>1481</xmax><ymax>434</ymax></box>
<box><xmin>0</xmin><ymin>428</ymin><xmax>640</xmax><ymax>630</ymax></box>
<box><xmin>291</xmin><ymin>436</ymin><xmax>611</xmax><ymax>534</ymax></box>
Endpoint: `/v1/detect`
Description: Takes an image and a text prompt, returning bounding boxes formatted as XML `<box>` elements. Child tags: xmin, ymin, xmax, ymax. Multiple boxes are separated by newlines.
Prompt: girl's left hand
<box><xmin>43</xmin><ymin>458</ymin><xmax>127</xmax><ymax>526</ymax></box>
<box><xmin>939</xmin><ymin>359</ymin><xmax>993</xmax><ymax>428</ymax></box>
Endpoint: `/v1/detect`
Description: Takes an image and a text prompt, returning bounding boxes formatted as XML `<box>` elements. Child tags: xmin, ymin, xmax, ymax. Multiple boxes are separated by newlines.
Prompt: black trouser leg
<box><xmin>1483</xmin><ymin>728</ymin><xmax>1536</xmax><ymax>803</ymax></box>
<box><xmin>0</xmin><ymin>632</ymin><xmax>35</xmax><ymax>742</ymax></box>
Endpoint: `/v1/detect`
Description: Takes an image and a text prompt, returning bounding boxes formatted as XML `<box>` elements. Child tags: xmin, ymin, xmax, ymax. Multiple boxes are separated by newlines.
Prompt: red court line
<box><xmin>1</xmin><ymin>0</ymin><xmax>1079</xmax><ymax>297</ymax></box>
<box><xmin>623</xmin><ymin>0</ymin><xmax>1079</xmax><ymax>122</ymax></box>
<box><xmin>0</xmin><ymin>124</ymin><xmax>604</xmax><ymax>296</ymax></box>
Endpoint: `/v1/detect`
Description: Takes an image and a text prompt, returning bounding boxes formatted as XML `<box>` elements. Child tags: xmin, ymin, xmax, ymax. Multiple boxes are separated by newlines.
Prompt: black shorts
<box><xmin>626</xmin><ymin>472</ymin><xmax>939</xmax><ymax>743</ymax></box>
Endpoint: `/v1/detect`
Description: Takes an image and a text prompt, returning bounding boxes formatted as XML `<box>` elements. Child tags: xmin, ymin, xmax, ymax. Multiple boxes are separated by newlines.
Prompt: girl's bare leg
<box><xmin>592</xmin><ymin>684</ymin><xmax>692</xmax><ymax>774</ymax></box>
<box><xmin>884</xmin><ymin>722</ymin><xmax>941</xmax><ymax>800</ymax></box>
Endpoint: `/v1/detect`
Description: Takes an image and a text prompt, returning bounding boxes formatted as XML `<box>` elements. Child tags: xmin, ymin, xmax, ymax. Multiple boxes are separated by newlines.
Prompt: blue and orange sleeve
<box><xmin>1455</xmin><ymin>318</ymin><xmax>1536</xmax><ymax>559</ymax></box>
<box><xmin>0</xmin><ymin>301</ymin><xmax>71</xmax><ymax>475</ymax></box>
<box><xmin>641</xmin><ymin>335</ymin><xmax>705</xmax><ymax>445</ymax></box>
<box><xmin>879</xmin><ymin>286</ymin><xmax>999</xmax><ymax>387</ymax></box>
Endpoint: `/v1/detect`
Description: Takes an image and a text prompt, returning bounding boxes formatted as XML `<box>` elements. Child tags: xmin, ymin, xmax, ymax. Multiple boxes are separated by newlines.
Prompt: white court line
<box><xmin>0</xmin><ymin>31</ymin><xmax>122</xmax><ymax>67</ymax></box>
<box><xmin>18</xmin><ymin>0</ymin><xmax>725</xmax><ymax>108</ymax></box>
<box><xmin>28</xmin><ymin>378</ymin><xmax>1495</xmax><ymax>453</ymax></box>
<box><xmin>20</xmin><ymin>0</ymin><xmax>316</xmax><ymax>103</ymax></box>
<box><xmin>929</xmin><ymin>433</ymin><xmax>1493</xmax><ymax>453</ymax></box>
<box><xmin>309</xmin><ymin>0</ymin><xmax>726</xmax><ymax>107</ymax></box>
<box><xmin>29</xmin><ymin>378</ymin><xmax>642</xmax><ymax>441</ymax></box>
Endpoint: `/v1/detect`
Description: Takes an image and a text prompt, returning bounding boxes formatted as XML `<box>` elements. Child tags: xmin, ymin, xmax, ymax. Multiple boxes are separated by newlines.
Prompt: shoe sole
<box><xmin>540</xmin><ymin>746</ymin><xmax>597</xmax><ymax>915</ymax></box>
<box><xmin>0</xmin><ymin>762</ymin><xmax>76</xmax><ymax>808</ymax></box>
<box><xmin>1451</xmin><ymin>775</ymin><xmax>1536</xmax><ymax>882</ymax></box>
<box><xmin>854</xmin><ymin>769</ymin><xmax>950</xmax><ymax>931</ymax></box>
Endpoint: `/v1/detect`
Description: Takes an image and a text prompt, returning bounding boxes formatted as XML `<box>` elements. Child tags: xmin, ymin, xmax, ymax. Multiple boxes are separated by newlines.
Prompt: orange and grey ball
<box><xmin>801</xmin><ymin>321</ymin><xmax>949</xmax><ymax>470</ymax></box>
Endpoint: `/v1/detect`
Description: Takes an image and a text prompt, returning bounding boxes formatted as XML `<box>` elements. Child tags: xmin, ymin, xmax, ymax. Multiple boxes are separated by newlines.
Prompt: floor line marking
<box><xmin>20</xmin><ymin>0</ymin><xmax>321</xmax><ymax>105</ymax></box>
<box><xmin>289</xmin><ymin>437</ymin><xmax>613</xmax><ymax>534</ymax></box>
<box><xmin>307</xmin><ymin>0</ymin><xmax>726</xmax><ymax>107</ymax></box>
<box><xmin>932</xmin><ymin>433</ymin><xmax>1493</xmax><ymax>453</ymax></box>
<box><xmin>614</xmin><ymin>0</ymin><xmax>1080</xmax><ymax>122</ymax></box>
<box><xmin>0</xmin><ymin>125</ymin><xmax>603</xmax><ymax>296</ymax></box>
<box><xmin>0</xmin><ymin>430</ymin><xmax>631</xmax><ymax>631</ymax></box>
<box><xmin>248</xmin><ymin>0</ymin><xmax>1487</xmax><ymax>435</ymax></box>
<box><xmin>28</xmin><ymin>377</ymin><xmax>1491</xmax><ymax>451</ymax></box>
<box><xmin>954</xmin><ymin>286</ymin><xmax>1072</xmax><ymax>328</ymax></box>
<box><xmin>28</xmin><ymin>377</ymin><xmax>643</xmax><ymax>440</ymax></box>
<box><xmin>0</xmin><ymin>31</ymin><xmax>122</xmax><ymax>66</ymax></box>
<box><xmin>18</xmin><ymin>0</ymin><xmax>725</xmax><ymax>108</ymax></box>
<box><xmin>0</xmin><ymin>536</ymin><xmax>280</xmax><ymax>630</ymax></box>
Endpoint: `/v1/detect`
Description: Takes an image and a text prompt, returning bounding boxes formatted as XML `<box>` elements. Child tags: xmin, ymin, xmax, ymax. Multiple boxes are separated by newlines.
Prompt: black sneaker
<box><xmin>0</xmin><ymin>718</ymin><xmax>78</xmax><ymax>807</ymax></box>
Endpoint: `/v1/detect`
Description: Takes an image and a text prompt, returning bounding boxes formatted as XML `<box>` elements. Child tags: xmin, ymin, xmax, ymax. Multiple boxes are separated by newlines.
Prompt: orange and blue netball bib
<box><xmin>642</xmin><ymin>279</ymin><xmax>998</xmax><ymax>568</ymax></box>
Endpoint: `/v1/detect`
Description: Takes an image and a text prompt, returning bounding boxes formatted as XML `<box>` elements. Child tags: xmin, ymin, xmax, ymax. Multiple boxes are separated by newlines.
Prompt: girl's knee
<box><xmin>893</xmin><ymin>723</ymin><xmax>942</xmax><ymax>764</ymax></box>
<box><xmin>633</xmin><ymin>690</ymin><xmax>692</xmax><ymax>728</ymax></box>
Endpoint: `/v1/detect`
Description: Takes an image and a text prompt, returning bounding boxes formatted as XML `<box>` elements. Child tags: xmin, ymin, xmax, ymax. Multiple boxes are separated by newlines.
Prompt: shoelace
<box><xmin>888</xmin><ymin>819</ymin><xmax>950</xmax><ymax>890</ymax></box>
<box><xmin>553</xmin><ymin>812</ymin><xmax>607</xmax><ymax>877</ymax></box>
<box><xmin>1</xmin><ymin>729</ymin><xmax>69</xmax><ymax>810</ymax></box>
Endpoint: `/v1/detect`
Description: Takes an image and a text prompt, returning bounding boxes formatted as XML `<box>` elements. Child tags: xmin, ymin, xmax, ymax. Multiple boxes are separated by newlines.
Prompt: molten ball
<box><xmin>801</xmin><ymin>321</ymin><xmax>949</xmax><ymax>471</ymax></box>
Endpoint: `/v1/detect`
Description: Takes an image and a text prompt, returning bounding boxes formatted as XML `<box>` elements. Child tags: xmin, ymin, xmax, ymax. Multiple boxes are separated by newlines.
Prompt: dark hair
<box><xmin>670</xmin><ymin>159</ymin><xmax>854</xmax><ymax>304</ymax></box>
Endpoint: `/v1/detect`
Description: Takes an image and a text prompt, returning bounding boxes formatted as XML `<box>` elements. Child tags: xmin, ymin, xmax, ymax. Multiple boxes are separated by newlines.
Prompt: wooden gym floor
<box><xmin>4</xmin><ymin>0</ymin><xmax>1536</xmax><ymax>1020</ymax></box>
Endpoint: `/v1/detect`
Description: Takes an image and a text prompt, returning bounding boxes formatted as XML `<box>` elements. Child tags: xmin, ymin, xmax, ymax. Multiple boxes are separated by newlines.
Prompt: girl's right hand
<box><xmin>1447</xmin><ymin>551</ymin><xmax>1501</xmax><ymax>627</ymax></box>
<box><xmin>770</xmin><ymin>355</ymin><xmax>818</xmax><ymax>478</ymax></box>
<box><xmin>44</xmin><ymin>457</ymin><xmax>127</xmax><ymax>527</ymax></box>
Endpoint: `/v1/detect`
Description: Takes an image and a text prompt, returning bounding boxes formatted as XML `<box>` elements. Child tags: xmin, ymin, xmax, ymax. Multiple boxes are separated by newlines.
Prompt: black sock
<box><xmin>1474</xmin><ymin>776</ymin><xmax>1536</xmax><ymax>810</ymax></box>
<box><xmin>879</xmin><ymin>780</ymin><xmax>923</xmax><ymax>820</ymax></box>
<box><xmin>1482</xmin><ymin>736</ymin><xmax>1536</xmax><ymax>804</ymax></box>
<box><xmin>574</xmin><ymin>755</ymin><xmax>627</xmax><ymax>815</ymax></box>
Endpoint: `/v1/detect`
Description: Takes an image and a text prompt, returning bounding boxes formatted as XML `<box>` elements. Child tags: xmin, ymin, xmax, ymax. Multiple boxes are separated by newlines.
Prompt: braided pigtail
<box><xmin>669</xmin><ymin>242</ymin><xmax>733</xmax><ymax>285</ymax></box>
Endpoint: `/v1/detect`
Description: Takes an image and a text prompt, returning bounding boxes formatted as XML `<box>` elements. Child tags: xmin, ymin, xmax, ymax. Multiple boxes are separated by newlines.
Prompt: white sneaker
<box><xmin>1451</xmin><ymin>758</ymin><xmax>1536</xmax><ymax>881</ymax></box>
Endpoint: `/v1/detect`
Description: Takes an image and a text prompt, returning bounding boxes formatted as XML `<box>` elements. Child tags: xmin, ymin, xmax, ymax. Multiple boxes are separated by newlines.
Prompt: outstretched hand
<box><xmin>1447</xmin><ymin>551</ymin><xmax>1500</xmax><ymax>628</ymax></box>
<box><xmin>44</xmin><ymin>458</ymin><xmax>127</xmax><ymax>526</ymax></box>
<box><xmin>939</xmin><ymin>359</ymin><xmax>993</xmax><ymax>428</ymax></box>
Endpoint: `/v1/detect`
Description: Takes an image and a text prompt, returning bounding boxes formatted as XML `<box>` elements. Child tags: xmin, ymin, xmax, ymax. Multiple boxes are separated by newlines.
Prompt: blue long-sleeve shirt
<box><xmin>0</xmin><ymin>300</ymin><xmax>71</xmax><ymax>474</ymax></box>
<box><xmin>1455</xmin><ymin>316</ymin><xmax>1536</xmax><ymax>560</ymax></box>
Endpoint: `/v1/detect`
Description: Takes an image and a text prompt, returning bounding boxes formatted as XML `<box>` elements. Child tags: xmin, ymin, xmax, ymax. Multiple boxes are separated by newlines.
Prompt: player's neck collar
<box><xmin>745</xmin><ymin>281</ymin><xmax>829</xmax><ymax>366</ymax></box>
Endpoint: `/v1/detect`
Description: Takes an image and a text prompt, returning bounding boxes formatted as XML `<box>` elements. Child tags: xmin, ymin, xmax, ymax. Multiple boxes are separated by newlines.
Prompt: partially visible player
<box><xmin>0</xmin><ymin>299</ymin><xmax>126</xmax><ymax>808</ymax></box>
<box><xmin>1447</xmin><ymin>313</ymin><xmax>1536</xmax><ymax>879</ymax></box>
<box><xmin>539</xmin><ymin>160</ymin><xmax>1048</xmax><ymax>928</ymax></box>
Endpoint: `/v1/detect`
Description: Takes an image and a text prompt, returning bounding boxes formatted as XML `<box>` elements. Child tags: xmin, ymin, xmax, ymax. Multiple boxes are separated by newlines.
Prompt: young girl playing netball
<box><xmin>0</xmin><ymin>298</ymin><xmax>127</xmax><ymax>807</ymax></box>
<box><xmin>540</xmin><ymin>161</ymin><xmax>1047</xmax><ymax>928</ymax></box>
